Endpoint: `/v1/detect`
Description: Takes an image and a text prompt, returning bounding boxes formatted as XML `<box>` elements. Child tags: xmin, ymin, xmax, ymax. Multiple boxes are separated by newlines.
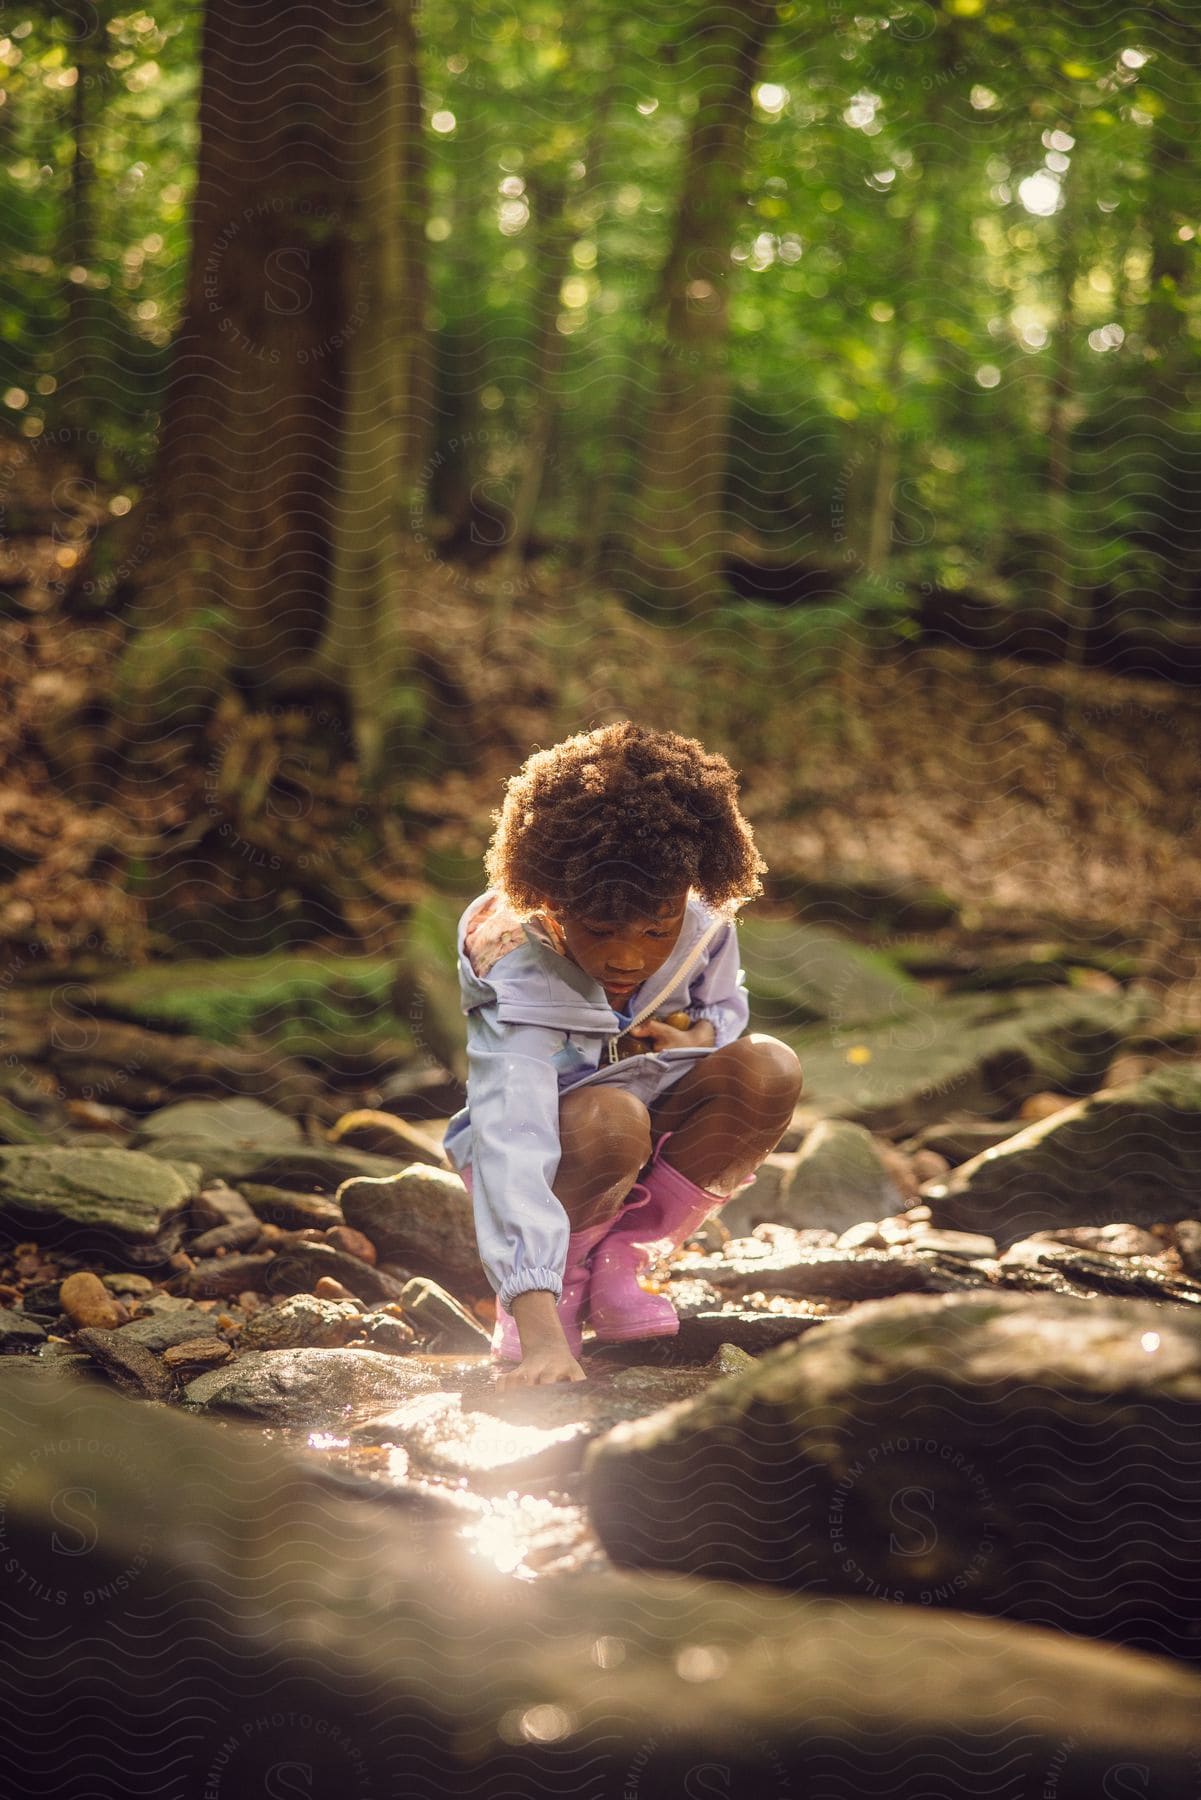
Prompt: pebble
<box><xmin>74</xmin><ymin>1328</ymin><xmax>175</xmax><ymax>1400</ymax></box>
<box><xmin>59</xmin><ymin>1271</ymin><xmax>124</xmax><ymax>1330</ymax></box>
<box><xmin>189</xmin><ymin>1219</ymin><xmax>262</xmax><ymax>1256</ymax></box>
<box><xmin>314</xmin><ymin>1276</ymin><xmax>355</xmax><ymax>1301</ymax></box>
<box><xmin>324</xmin><ymin>1225</ymin><xmax>377</xmax><ymax>1266</ymax></box>
<box><xmin>162</xmin><ymin>1338</ymin><xmax>233</xmax><ymax>1371</ymax></box>
<box><xmin>835</xmin><ymin>1222</ymin><xmax>887</xmax><ymax>1251</ymax></box>
<box><xmin>101</xmin><ymin>1272</ymin><xmax>156</xmax><ymax>1296</ymax></box>
<box><xmin>911</xmin><ymin>1228</ymin><xmax>998</xmax><ymax>1262</ymax></box>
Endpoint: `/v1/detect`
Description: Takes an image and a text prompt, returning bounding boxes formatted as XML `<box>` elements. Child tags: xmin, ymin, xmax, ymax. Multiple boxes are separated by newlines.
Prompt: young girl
<box><xmin>441</xmin><ymin>721</ymin><xmax>803</xmax><ymax>1388</ymax></box>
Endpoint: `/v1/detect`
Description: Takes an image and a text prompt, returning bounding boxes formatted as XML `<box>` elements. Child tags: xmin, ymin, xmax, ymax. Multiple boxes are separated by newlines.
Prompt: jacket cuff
<box><xmin>499</xmin><ymin>1265</ymin><xmax>564</xmax><ymax>1310</ymax></box>
<box><xmin>689</xmin><ymin>1003</ymin><xmax>741</xmax><ymax>1047</ymax></box>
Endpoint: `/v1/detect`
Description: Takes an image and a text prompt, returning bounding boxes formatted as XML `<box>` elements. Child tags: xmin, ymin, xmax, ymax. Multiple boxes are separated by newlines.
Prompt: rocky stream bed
<box><xmin>4</xmin><ymin>929</ymin><xmax>1201</xmax><ymax>1795</ymax></box>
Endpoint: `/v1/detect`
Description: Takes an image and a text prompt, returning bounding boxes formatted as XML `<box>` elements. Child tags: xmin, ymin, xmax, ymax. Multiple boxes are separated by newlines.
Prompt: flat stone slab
<box><xmin>787</xmin><ymin>987</ymin><xmax>1148</xmax><ymax>1133</ymax></box>
<box><xmin>183</xmin><ymin>1346</ymin><xmax>444</xmax><ymax>1424</ymax></box>
<box><xmin>925</xmin><ymin>1065</ymin><xmax>1201</xmax><ymax>1245</ymax></box>
<box><xmin>584</xmin><ymin>1290</ymin><xmax>1201</xmax><ymax>1662</ymax></box>
<box><xmin>3</xmin><ymin>1365</ymin><xmax>1201</xmax><ymax>1797</ymax></box>
<box><xmin>132</xmin><ymin>1096</ymin><xmax>304</xmax><ymax>1152</ymax></box>
<box><xmin>0</xmin><ymin>1147</ymin><xmax>199</xmax><ymax>1265</ymax></box>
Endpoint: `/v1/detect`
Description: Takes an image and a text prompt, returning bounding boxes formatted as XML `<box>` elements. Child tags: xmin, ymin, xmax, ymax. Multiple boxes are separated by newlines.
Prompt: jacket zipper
<box><xmin>606</xmin><ymin>920</ymin><xmax>722</xmax><ymax>1063</ymax></box>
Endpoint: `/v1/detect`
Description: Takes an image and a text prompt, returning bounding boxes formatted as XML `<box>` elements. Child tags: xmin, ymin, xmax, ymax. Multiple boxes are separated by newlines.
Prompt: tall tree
<box><xmin>131</xmin><ymin>0</ymin><xmax>429</xmax><ymax>783</ymax></box>
<box><xmin>623</xmin><ymin>0</ymin><xmax>776</xmax><ymax>618</ymax></box>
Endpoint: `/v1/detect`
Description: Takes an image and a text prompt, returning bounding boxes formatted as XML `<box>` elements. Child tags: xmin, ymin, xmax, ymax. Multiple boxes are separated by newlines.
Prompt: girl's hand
<box><xmin>496</xmin><ymin>1343</ymin><xmax>587</xmax><ymax>1388</ymax></box>
<box><xmin>628</xmin><ymin>1016</ymin><xmax>716</xmax><ymax>1052</ymax></box>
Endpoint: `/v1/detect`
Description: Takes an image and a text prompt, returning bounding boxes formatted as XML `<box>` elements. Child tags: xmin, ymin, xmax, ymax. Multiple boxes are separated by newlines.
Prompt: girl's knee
<box><xmin>714</xmin><ymin>1035</ymin><xmax>803</xmax><ymax>1108</ymax></box>
<box><xmin>560</xmin><ymin>1085</ymin><xmax>652</xmax><ymax>1175</ymax></box>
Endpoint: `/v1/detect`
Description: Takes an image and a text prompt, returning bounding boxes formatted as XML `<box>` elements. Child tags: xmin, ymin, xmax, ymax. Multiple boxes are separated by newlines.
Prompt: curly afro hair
<box><xmin>482</xmin><ymin>722</ymin><xmax>766</xmax><ymax>922</ymax></box>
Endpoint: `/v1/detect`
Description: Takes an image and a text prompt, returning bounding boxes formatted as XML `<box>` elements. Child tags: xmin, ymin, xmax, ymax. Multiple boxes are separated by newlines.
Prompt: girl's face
<box><xmin>548</xmin><ymin>892</ymin><xmax>690</xmax><ymax>1001</ymax></box>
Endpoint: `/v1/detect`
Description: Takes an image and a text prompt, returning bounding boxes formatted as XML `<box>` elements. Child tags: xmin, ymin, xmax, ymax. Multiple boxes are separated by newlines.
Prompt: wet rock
<box><xmin>263</xmin><ymin>1241</ymin><xmax>407</xmax><ymax>1306</ymax></box>
<box><xmin>351</xmin><ymin>1311</ymin><xmax>415</xmax><ymax>1353</ymax></box>
<box><xmin>0</xmin><ymin>1147</ymin><xmax>199</xmax><ymax>1265</ymax></box>
<box><xmin>585</xmin><ymin>1289</ymin><xmax>1201</xmax><ymax>1661</ymax></box>
<box><xmin>836</xmin><ymin>1221</ymin><xmax>887</xmax><ymax>1251</ymax></box>
<box><xmin>924</xmin><ymin>1066</ymin><xmax>1201</xmax><ymax>1246</ymax></box>
<box><xmin>737</xmin><ymin>917</ymin><xmax>922</xmax><ymax>1031</ymax></box>
<box><xmin>325</xmin><ymin>1109</ymin><xmax>448</xmax><ymax>1167</ymax></box>
<box><xmin>397</xmin><ymin>1276</ymin><xmax>490</xmax><ymax>1351</ymax></box>
<box><xmin>0</xmin><ymin>1308</ymin><xmax>47</xmax><ymax>1352</ymax></box>
<box><xmin>183</xmin><ymin>1347</ymin><xmax>442</xmax><ymax>1424</ymax></box>
<box><xmin>239</xmin><ymin>1293</ymin><xmax>362</xmax><ymax>1351</ymax></box>
<box><xmin>59</xmin><ymin>1270</ymin><xmax>124</xmax><ymax>1330</ymax></box>
<box><xmin>161</xmin><ymin>1338</ymin><xmax>233</xmax><ymax>1373</ymax></box>
<box><xmin>177</xmin><ymin>1252</ymin><xmax>277</xmax><ymax>1298</ymax></box>
<box><xmin>590</xmin><ymin>1304</ymin><xmax>835</xmax><ymax>1365</ymax></box>
<box><xmin>5</xmin><ymin>1366</ymin><xmax>1201</xmax><ymax>1798</ymax></box>
<box><xmin>911</xmin><ymin>1228</ymin><xmax>998</xmax><ymax>1261</ymax></box>
<box><xmin>1033</xmin><ymin>1224</ymin><xmax>1165</xmax><ymax>1259</ymax></box>
<box><xmin>313</xmin><ymin>1275</ymin><xmax>355</xmax><ymax>1301</ymax></box>
<box><xmin>74</xmin><ymin>1326</ymin><xmax>174</xmax><ymax>1400</ymax></box>
<box><xmin>139</xmin><ymin>1138</ymin><xmax>409</xmax><ymax>1194</ymax></box>
<box><xmin>790</xmin><ymin>986</ymin><xmax>1148</xmax><ymax>1134</ymax></box>
<box><xmin>997</xmin><ymin>1240</ymin><xmax>1201</xmax><ymax>1307</ymax></box>
<box><xmin>688</xmin><ymin>1241</ymin><xmax>993</xmax><ymax>1303</ymax></box>
<box><xmin>338</xmin><ymin>1163</ymin><xmax>482</xmax><ymax>1286</ymax></box>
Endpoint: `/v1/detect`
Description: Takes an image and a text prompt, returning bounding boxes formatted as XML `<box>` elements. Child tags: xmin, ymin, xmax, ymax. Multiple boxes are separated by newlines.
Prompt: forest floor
<box><xmin>2</xmin><ymin>446</ymin><xmax>1200</xmax><ymax>1024</ymax></box>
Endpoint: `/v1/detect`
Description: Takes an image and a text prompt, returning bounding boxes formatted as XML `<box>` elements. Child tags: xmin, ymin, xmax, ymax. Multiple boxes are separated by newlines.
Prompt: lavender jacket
<box><xmin>442</xmin><ymin>889</ymin><xmax>750</xmax><ymax>1308</ymax></box>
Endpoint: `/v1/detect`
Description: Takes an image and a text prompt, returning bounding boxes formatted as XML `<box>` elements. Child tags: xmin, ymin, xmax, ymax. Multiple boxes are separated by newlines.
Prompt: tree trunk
<box><xmin>134</xmin><ymin>0</ymin><xmax>426</xmax><ymax>739</ymax></box>
<box><xmin>1047</xmin><ymin>185</ymin><xmax>1081</xmax><ymax>663</ymax></box>
<box><xmin>58</xmin><ymin>4</ymin><xmax>106</xmax><ymax>437</ymax></box>
<box><xmin>310</xmin><ymin>0</ymin><xmax>430</xmax><ymax>785</ymax></box>
<box><xmin>622</xmin><ymin>0</ymin><xmax>775</xmax><ymax>618</ymax></box>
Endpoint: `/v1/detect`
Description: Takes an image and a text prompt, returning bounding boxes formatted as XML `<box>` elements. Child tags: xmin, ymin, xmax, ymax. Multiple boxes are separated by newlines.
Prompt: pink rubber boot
<box><xmin>489</xmin><ymin>1215</ymin><xmax>616</xmax><ymax>1363</ymax></box>
<box><xmin>588</xmin><ymin>1131</ymin><xmax>755</xmax><ymax>1343</ymax></box>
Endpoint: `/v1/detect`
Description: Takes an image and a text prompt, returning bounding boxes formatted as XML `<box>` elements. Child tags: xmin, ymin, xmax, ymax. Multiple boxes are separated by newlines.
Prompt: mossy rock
<box><xmin>0</xmin><ymin>1146</ymin><xmax>200</xmax><ymax>1265</ymax></box>
<box><xmin>88</xmin><ymin>952</ymin><xmax>416</xmax><ymax>1068</ymax></box>
<box><xmin>783</xmin><ymin>985</ymin><xmax>1151</xmax><ymax>1134</ymax></box>
<box><xmin>738</xmin><ymin>918</ymin><xmax>920</xmax><ymax>1032</ymax></box>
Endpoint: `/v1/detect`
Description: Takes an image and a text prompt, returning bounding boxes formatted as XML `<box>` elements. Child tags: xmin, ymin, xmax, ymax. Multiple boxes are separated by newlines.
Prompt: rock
<box><xmin>133</xmin><ymin>1096</ymin><xmax>305</xmax><ymax>1153</ymax></box>
<box><xmin>190</xmin><ymin>1180</ymin><xmax>258</xmax><ymax>1231</ymax></box>
<box><xmin>687</xmin><ymin>1241</ymin><xmax>989</xmax><ymax>1303</ymax></box>
<box><xmin>835</xmin><ymin>1221</ymin><xmax>887</xmax><ymax>1251</ymax></box>
<box><xmin>1032</xmin><ymin>1224</ymin><xmax>1165</xmax><ymax>1260</ymax></box>
<box><xmin>237</xmin><ymin>1183</ymin><xmax>344</xmax><ymax>1230</ymax></box>
<box><xmin>1019</xmin><ymin>1090</ymin><xmax>1075</xmax><ymax>1122</ymax></box>
<box><xmin>584</xmin><ymin>1290</ymin><xmax>1201</xmax><ymax>1660</ymax></box>
<box><xmin>0</xmin><ymin>1308</ymin><xmax>47</xmax><ymax>1352</ymax></box>
<box><xmin>768</xmin><ymin>867</ymin><xmax>960</xmax><ymax>932</ymax></box>
<box><xmin>187</xmin><ymin>1218</ymin><xmax>262</xmax><ymax>1255</ymax></box>
<box><xmin>313</xmin><ymin>1275</ymin><xmax>355</xmax><ymax>1300</ymax></box>
<box><xmin>116</xmin><ymin>1299</ymin><xmax>229</xmax><ymax>1352</ymax></box>
<box><xmin>911</xmin><ymin>1228</ymin><xmax>998</xmax><ymax>1261</ymax></box>
<box><xmin>58</xmin><ymin>1270</ymin><xmax>124</xmax><ymax>1330</ymax></box>
<box><xmin>161</xmin><ymin>1338</ymin><xmax>233</xmax><ymax>1372</ymax></box>
<box><xmin>351</xmin><ymin>1311</ymin><xmax>415</xmax><ymax>1353</ymax></box>
<box><xmin>5</xmin><ymin>1366</ymin><xmax>1201</xmax><ymax>1796</ymax></box>
<box><xmin>909</xmin><ymin>1119</ymin><xmax>1027</xmax><ymax>1164</ymax></box>
<box><xmin>788</xmin><ymin>987</ymin><xmax>1149</xmax><ymax>1134</ymax></box>
<box><xmin>263</xmin><ymin>1241</ymin><xmax>407</xmax><ymax>1306</ymax></box>
<box><xmin>0</xmin><ymin>1094</ymin><xmax>54</xmax><ymax>1146</ymax></box>
<box><xmin>721</xmin><ymin>1121</ymin><xmax>903</xmax><ymax>1240</ymax></box>
<box><xmin>183</xmin><ymin>1347</ymin><xmax>443</xmax><ymax>1424</ymax></box>
<box><xmin>1172</xmin><ymin>1220</ymin><xmax>1201</xmax><ymax>1280</ymax></box>
<box><xmin>323</xmin><ymin>1224</ymin><xmax>376</xmax><ymax>1264</ymax></box>
<box><xmin>909</xmin><ymin>1148</ymin><xmax>951</xmax><ymax>1184</ymax></box>
<box><xmin>138</xmin><ymin>1140</ymin><xmax>409</xmax><ymax>1195</ymax></box>
<box><xmin>591</xmin><ymin>1304</ymin><xmax>836</xmax><ymax>1364</ymax></box>
<box><xmin>325</xmin><ymin>1109</ymin><xmax>448</xmax><ymax>1167</ymax></box>
<box><xmin>397</xmin><ymin>1277</ymin><xmax>491</xmax><ymax>1351</ymax></box>
<box><xmin>924</xmin><ymin>1066</ymin><xmax>1201</xmax><ymax>1247</ymax></box>
<box><xmin>100</xmin><ymin>1272</ymin><xmax>155</xmax><ymax>1296</ymax></box>
<box><xmin>177</xmin><ymin>1252</ymin><xmax>278</xmax><ymax>1298</ymax></box>
<box><xmin>736</xmin><ymin>918</ymin><xmax>922</xmax><ymax>1031</ymax></box>
<box><xmin>996</xmin><ymin>1241</ymin><xmax>1201</xmax><ymax>1306</ymax></box>
<box><xmin>0</xmin><ymin>1147</ymin><xmax>199</xmax><ymax>1265</ymax></box>
<box><xmin>239</xmin><ymin>1294</ymin><xmax>363</xmax><ymax>1351</ymax></box>
<box><xmin>74</xmin><ymin>1326</ymin><xmax>175</xmax><ymax>1400</ymax></box>
<box><xmin>338</xmin><ymin>1163</ymin><xmax>483</xmax><ymax>1287</ymax></box>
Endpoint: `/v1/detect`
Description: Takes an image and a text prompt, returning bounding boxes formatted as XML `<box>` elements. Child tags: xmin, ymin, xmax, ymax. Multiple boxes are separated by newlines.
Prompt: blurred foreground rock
<box><xmin>584</xmin><ymin>1290</ymin><xmax>1201</xmax><ymax>1664</ymax></box>
<box><xmin>2</xmin><ymin>1367</ymin><xmax>1201</xmax><ymax>1799</ymax></box>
